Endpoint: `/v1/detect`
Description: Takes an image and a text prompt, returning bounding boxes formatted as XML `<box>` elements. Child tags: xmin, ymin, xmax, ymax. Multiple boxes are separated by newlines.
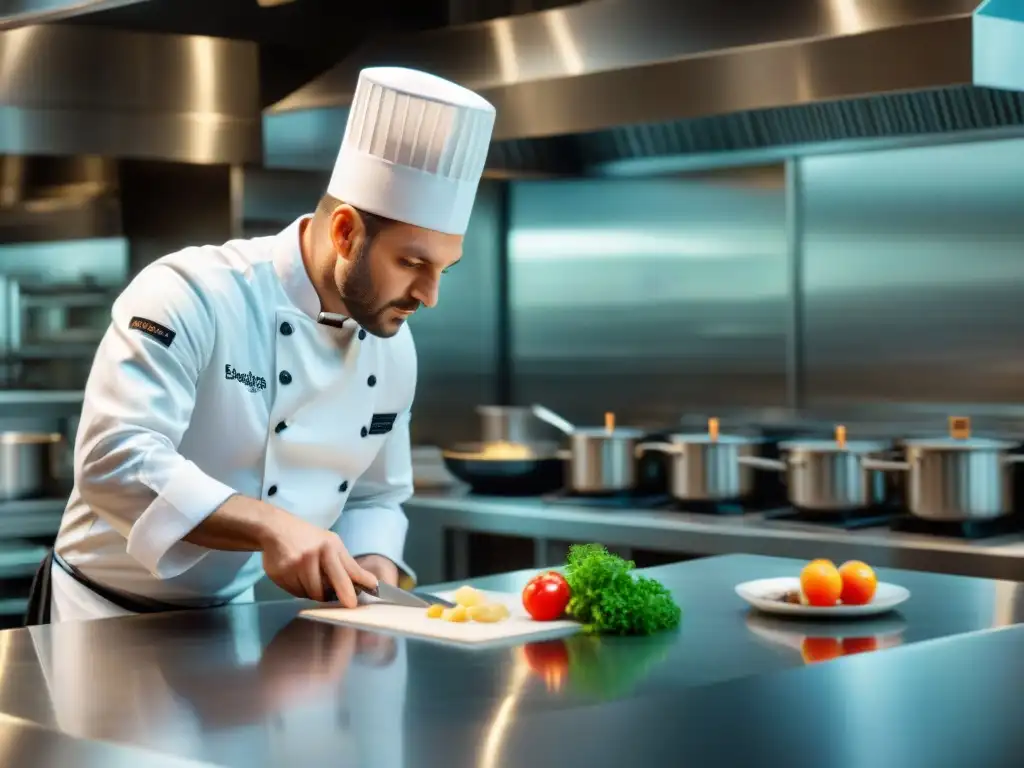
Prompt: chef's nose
<box><xmin>411</xmin><ymin>277</ymin><xmax>440</xmax><ymax>309</ymax></box>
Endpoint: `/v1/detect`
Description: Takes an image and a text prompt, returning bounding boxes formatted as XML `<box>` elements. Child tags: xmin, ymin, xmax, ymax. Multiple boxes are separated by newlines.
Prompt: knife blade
<box><xmin>323</xmin><ymin>582</ymin><xmax>455</xmax><ymax>609</ymax></box>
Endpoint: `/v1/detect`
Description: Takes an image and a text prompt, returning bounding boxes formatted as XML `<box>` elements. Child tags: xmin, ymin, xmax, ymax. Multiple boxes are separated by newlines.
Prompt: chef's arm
<box><xmin>75</xmin><ymin>260</ymin><xmax>240</xmax><ymax>579</ymax></box>
<box><xmin>334</xmin><ymin>411</ymin><xmax>416</xmax><ymax>586</ymax></box>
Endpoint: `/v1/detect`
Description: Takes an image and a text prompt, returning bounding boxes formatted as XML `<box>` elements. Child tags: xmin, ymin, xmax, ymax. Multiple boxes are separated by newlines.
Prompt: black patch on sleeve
<box><xmin>369</xmin><ymin>413</ymin><xmax>398</xmax><ymax>436</ymax></box>
<box><xmin>128</xmin><ymin>316</ymin><xmax>176</xmax><ymax>348</ymax></box>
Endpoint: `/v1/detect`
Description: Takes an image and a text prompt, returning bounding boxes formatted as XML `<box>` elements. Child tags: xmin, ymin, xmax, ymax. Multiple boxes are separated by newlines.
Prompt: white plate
<box><xmin>735</xmin><ymin>577</ymin><xmax>910</xmax><ymax>618</ymax></box>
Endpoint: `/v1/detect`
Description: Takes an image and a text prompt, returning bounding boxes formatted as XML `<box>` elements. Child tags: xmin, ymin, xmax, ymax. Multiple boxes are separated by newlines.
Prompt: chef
<box><xmin>24</xmin><ymin>66</ymin><xmax>496</xmax><ymax>623</ymax></box>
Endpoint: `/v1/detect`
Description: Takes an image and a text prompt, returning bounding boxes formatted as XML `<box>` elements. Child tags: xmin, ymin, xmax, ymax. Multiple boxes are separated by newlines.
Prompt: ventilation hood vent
<box><xmin>265</xmin><ymin>0</ymin><xmax>1024</xmax><ymax>176</ymax></box>
<box><xmin>0</xmin><ymin>24</ymin><xmax>261</xmax><ymax>166</ymax></box>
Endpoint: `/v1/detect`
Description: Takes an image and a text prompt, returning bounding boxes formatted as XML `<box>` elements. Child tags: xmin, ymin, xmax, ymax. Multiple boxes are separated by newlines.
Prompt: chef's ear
<box><xmin>326</xmin><ymin>203</ymin><xmax>367</xmax><ymax>262</ymax></box>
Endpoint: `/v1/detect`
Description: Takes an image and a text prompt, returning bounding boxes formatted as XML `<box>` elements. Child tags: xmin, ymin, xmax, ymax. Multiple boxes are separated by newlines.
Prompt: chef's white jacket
<box><xmin>52</xmin><ymin>215</ymin><xmax>417</xmax><ymax>618</ymax></box>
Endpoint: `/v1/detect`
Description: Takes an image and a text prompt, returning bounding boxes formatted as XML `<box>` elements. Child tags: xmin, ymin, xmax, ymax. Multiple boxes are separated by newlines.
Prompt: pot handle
<box><xmin>1001</xmin><ymin>454</ymin><xmax>1024</xmax><ymax>465</ymax></box>
<box><xmin>736</xmin><ymin>456</ymin><xmax>787</xmax><ymax>472</ymax></box>
<box><xmin>555</xmin><ymin>449</ymin><xmax>572</xmax><ymax>460</ymax></box>
<box><xmin>634</xmin><ymin>441</ymin><xmax>679</xmax><ymax>459</ymax></box>
<box><xmin>861</xmin><ymin>458</ymin><xmax>911</xmax><ymax>472</ymax></box>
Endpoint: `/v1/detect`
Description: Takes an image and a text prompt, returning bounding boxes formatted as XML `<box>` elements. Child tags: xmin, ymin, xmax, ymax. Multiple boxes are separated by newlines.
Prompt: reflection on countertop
<box><xmin>0</xmin><ymin>554</ymin><xmax>1019</xmax><ymax>767</ymax></box>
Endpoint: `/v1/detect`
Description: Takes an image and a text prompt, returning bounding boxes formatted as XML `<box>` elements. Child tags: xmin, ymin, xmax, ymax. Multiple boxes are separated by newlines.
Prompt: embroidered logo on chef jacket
<box><xmin>224</xmin><ymin>364</ymin><xmax>267</xmax><ymax>394</ymax></box>
<box><xmin>128</xmin><ymin>316</ymin><xmax>176</xmax><ymax>347</ymax></box>
<box><xmin>368</xmin><ymin>413</ymin><xmax>398</xmax><ymax>436</ymax></box>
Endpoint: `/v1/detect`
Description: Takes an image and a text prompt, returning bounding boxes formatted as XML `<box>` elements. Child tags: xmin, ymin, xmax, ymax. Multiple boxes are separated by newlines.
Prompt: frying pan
<box><xmin>441</xmin><ymin>441</ymin><xmax>565</xmax><ymax>495</ymax></box>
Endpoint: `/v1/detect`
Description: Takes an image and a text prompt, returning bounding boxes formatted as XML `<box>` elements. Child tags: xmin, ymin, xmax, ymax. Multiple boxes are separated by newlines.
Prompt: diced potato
<box><xmin>493</xmin><ymin>603</ymin><xmax>510</xmax><ymax>619</ymax></box>
<box><xmin>442</xmin><ymin>605</ymin><xmax>469</xmax><ymax>623</ymax></box>
<box><xmin>468</xmin><ymin>603</ymin><xmax>507</xmax><ymax>623</ymax></box>
<box><xmin>425</xmin><ymin>603</ymin><xmax>444</xmax><ymax>619</ymax></box>
<box><xmin>454</xmin><ymin>585</ymin><xmax>485</xmax><ymax>608</ymax></box>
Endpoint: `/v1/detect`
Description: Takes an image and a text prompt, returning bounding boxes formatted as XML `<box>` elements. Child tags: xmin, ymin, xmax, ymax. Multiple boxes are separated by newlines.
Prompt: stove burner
<box><xmin>541</xmin><ymin>491</ymin><xmax>673</xmax><ymax>509</ymax></box>
<box><xmin>890</xmin><ymin>514</ymin><xmax>1024</xmax><ymax>539</ymax></box>
<box><xmin>671</xmin><ymin>500</ymin><xmax>749</xmax><ymax>516</ymax></box>
<box><xmin>763</xmin><ymin>507</ymin><xmax>900</xmax><ymax>530</ymax></box>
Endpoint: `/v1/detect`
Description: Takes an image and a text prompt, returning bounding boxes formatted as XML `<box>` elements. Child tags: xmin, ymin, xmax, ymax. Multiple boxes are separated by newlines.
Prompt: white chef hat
<box><xmin>327</xmin><ymin>67</ymin><xmax>496</xmax><ymax>236</ymax></box>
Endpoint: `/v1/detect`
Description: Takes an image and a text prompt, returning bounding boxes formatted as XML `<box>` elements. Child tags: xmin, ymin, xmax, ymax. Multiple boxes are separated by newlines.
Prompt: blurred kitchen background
<box><xmin>1</xmin><ymin>0</ymin><xmax>1024</xmax><ymax>618</ymax></box>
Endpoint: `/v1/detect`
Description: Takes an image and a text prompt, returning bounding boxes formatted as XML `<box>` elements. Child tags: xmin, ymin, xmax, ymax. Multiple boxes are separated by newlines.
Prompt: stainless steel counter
<box><xmin>404</xmin><ymin>491</ymin><xmax>1024</xmax><ymax>585</ymax></box>
<box><xmin>0</xmin><ymin>554</ymin><xmax>1021</xmax><ymax>767</ymax></box>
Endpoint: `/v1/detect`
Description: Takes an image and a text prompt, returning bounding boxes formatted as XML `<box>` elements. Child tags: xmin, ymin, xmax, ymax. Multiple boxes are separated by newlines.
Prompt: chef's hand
<box><xmin>261</xmin><ymin>511</ymin><xmax>376</xmax><ymax>608</ymax></box>
<box><xmin>355</xmin><ymin>554</ymin><xmax>400</xmax><ymax>587</ymax></box>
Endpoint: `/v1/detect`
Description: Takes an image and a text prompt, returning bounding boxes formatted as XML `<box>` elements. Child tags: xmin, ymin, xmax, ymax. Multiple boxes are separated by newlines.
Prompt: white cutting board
<box><xmin>300</xmin><ymin>589</ymin><xmax>582</xmax><ymax>648</ymax></box>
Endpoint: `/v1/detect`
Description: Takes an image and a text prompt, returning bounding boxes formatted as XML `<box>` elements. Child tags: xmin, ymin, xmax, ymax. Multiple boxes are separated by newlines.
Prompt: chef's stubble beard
<box><xmin>338</xmin><ymin>241</ymin><xmax>418</xmax><ymax>338</ymax></box>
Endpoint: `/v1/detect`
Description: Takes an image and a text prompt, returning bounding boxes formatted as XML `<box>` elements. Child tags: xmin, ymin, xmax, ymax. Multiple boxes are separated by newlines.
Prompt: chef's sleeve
<box><xmin>75</xmin><ymin>259</ymin><xmax>237</xmax><ymax>579</ymax></box>
<box><xmin>335</xmin><ymin>409</ymin><xmax>416</xmax><ymax>585</ymax></box>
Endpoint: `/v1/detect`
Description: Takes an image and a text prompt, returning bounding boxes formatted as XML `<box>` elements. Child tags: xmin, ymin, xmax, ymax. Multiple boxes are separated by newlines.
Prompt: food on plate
<box><xmin>776</xmin><ymin>589</ymin><xmax>809</xmax><ymax>606</ymax></box>
<box><xmin>453</xmin><ymin>585</ymin><xmax>486</xmax><ymax>608</ymax></box>
<box><xmin>424</xmin><ymin>586</ymin><xmax>510</xmax><ymax>623</ymax></box>
<box><xmin>782</xmin><ymin>558</ymin><xmax>879</xmax><ymax>607</ymax></box>
<box><xmin>838</xmin><ymin>560</ymin><xmax>878</xmax><ymax>605</ymax></box>
<box><xmin>522</xmin><ymin>571</ymin><xmax>571</xmax><ymax>621</ymax></box>
<box><xmin>562</xmin><ymin>543</ymin><xmax>682</xmax><ymax>635</ymax></box>
<box><xmin>799</xmin><ymin>559</ymin><xmax>844</xmax><ymax>607</ymax></box>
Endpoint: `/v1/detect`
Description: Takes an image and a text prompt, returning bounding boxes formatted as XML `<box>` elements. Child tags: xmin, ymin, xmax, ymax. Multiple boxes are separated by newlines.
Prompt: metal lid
<box><xmin>669</xmin><ymin>433</ymin><xmax>763</xmax><ymax>445</ymax></box>
<box><xmin>903</xmin><ymin>436</ymin><xmax>1019</xmax><ymax>450</ymax></box>
<box><xmin>572</xmin><ymin>427</ymin><xmax>646</xmax><ymax>438</ymax></box>
<box><xmin>780</xmin><ymin>438</ymin><xmax>889</xmax><ymax>453</ymax></box>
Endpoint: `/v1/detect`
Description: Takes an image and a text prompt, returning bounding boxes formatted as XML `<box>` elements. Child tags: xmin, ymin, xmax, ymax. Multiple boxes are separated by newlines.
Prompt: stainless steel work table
<box><xmin>0</xmin><ymin>554</ymin><xmax>1022</xmax><ymax>767</ymax></box>
<box><xmin>403</xmin><ymin>491</ymin><xmax>1024</xmax><ymax>585</ymax></box>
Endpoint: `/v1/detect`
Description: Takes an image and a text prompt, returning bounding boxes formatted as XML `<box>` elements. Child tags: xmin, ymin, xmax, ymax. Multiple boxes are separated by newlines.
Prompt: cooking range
<box><xmin>443</xmin><ymin>408</ymin><xmax>1024</xmax><ymax>541</ymax></box>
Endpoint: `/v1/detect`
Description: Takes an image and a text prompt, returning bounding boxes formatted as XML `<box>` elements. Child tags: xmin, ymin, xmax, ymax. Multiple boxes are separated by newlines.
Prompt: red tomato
<box><xmin>522</xmin><ymin>571</ymin><xmax>571</xmax><ymax>621</ymax></box>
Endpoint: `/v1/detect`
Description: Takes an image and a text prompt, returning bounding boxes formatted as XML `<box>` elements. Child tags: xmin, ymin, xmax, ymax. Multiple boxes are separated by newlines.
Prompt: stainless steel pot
<box><xmin>564</xmin><ymin>427</ymin><xmax>645</xmax><ymax>493</ymax></box>
<box><xmin>862</xmin><ymin>437</ymin><xmax>1024</xmax><ymax>521</ymax></box>
<box><xmin>476</xmin><ymin>405</ymin><xmax>561</xmax><ymax>445</ymax></box>
<box><xmin>739</xmin><ymin>439</ymin><xmax>892</xmax><ymax>512</ymax></box>
<box><xmin>636</xmin><ymin>434</ymin><xmax>763</xmax><ymax>501</ymax></box>
<box><xmin>530</xmin><ymin>404</ymin><xmax>644</xmax><ymax>493</ymax></box>
<box><xmin>0</xmin><ymin>431</ymin><xmax>64</xmax><ymax>500</ymax></box>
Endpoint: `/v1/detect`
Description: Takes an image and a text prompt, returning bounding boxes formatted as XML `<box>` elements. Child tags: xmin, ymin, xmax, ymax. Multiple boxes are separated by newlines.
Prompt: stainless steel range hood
<box><xmin>0</xmin><ymin>23</ymin><xmax>261</xmax><ymax>243</ymax></box>
<box><xmin>0</xmin><ymin>0</ymin><xmax>150</xmax><ymax>29</ymax></box>
<box><xmin>0</xmin><ymin>24</ymin><xmax>261</xmax><ymax>165</ymax></box>
<box><xmin>265</xmin><ymin>0</ymin><xmax>1024</xmax><ymax>176</ymax></box>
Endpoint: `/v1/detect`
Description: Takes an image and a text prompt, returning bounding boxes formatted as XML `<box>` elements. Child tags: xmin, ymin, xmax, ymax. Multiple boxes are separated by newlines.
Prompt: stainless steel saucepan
<box><xmin>531</xmin><ymin>405</ymin><xmax>644</xmax><ymax>494</ymax></box>
<box><xmin>635</xmin><ymin>418</ymin><xmax>764</xmax><ymax>502</ymax></box>
<box><xmin>738</xmin><ymin>427</ymin><xmax>893</xmax><ymax>512</ymax></box>
<box><xmin>862</xmin><ymin>435</ymin><xmax>1024</xmax><ymax>521</ymax></box>
<box><xmin>0</xmin><ymin>431</ymin><xmax>65</xmax><ymax>500</ymax></box>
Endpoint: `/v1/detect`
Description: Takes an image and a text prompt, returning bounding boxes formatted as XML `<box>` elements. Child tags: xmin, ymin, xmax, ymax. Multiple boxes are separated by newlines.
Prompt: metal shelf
<box><xmin>0</xmin><ymin>541</ymin><xmax>47</xmax><ymax>579</ymax></box>
<box><xmin>0</xmin><ymin>390</ymin><xmax>83</xmax><ymax>406</ymax></box>
<box><xmin>0</xmin><ymin>498</ymin><xmax>64</xmax><ymax>540</ymax></box>
<box><xmin>0</xmin><ymin>598</ymin><xmax>28</xmax><ymax>616</ymax></box>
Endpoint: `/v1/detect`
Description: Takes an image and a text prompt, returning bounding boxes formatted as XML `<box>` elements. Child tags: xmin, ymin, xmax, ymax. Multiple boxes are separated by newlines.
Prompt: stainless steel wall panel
<box><xmin>408</xmin><ymin>181</ymin><xmax>504</xmax><ymax>446</ymax></box>
<box><xmin>507</xmin><ymin>169</ymin><xmax>789</xmax><ymax>428</ymax></box>
<box><xmin>800</xmin><ymin>138</ymin><xmax>1024</xmax><ymax>406</ymax></box>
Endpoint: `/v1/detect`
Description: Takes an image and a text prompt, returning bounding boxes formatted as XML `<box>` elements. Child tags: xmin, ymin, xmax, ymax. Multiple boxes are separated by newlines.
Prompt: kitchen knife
<box><xmin>323</xmin><ymin>581</ymin><xmax>455</xmax><ymax>609</ymax></box>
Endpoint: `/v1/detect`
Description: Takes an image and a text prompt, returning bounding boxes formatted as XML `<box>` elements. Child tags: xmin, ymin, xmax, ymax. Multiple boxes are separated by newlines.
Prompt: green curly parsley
<box><xmin>563</xmin><ymin>543</ymin><xmax>682</xmax><ymax>635</ymax></box>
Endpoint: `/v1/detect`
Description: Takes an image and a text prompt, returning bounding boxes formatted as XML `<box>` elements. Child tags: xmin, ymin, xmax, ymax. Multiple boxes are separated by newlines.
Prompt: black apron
<box><xmin>24</xmin><ymin>548</ymin><xmax>230</xmax><ymax>625</ymax></box>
